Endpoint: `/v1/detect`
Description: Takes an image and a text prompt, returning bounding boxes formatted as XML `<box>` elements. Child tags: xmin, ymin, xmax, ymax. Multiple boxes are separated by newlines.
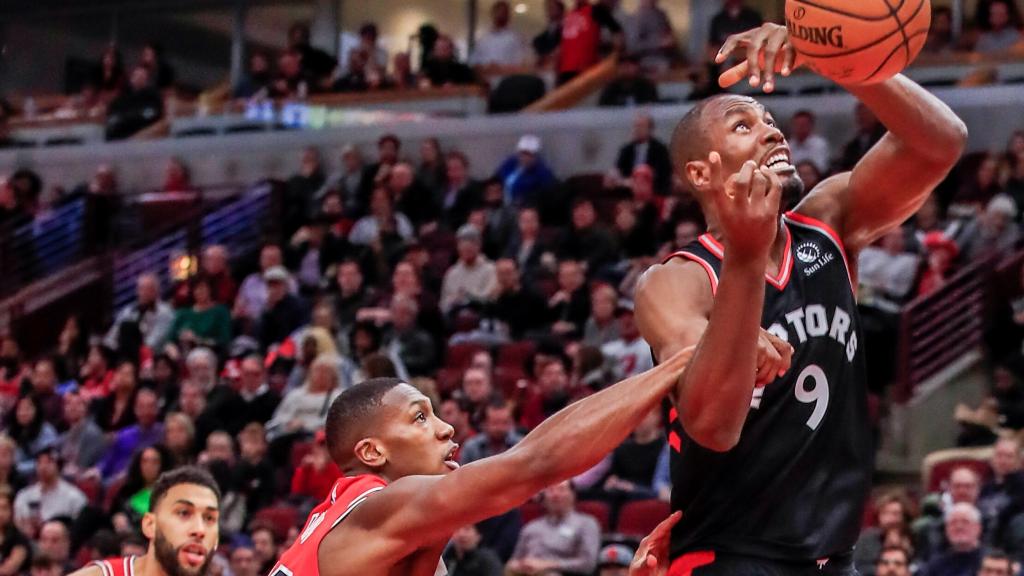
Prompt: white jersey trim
<box><xmin>330</xmin><ymin>486</ymin><xmax>385</xmax><ymax>529</ymax></box>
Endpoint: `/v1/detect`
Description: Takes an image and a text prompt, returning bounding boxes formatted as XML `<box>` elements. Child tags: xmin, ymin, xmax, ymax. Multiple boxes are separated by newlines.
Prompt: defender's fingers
<box><xmin>762</xmin><ymin>33</ymin><xmax>787</xmax><ymax>92</ymax></box>
<box><xmin>718</xmin><ymin>61</ymin><xmax>749</xmax><ymax>88</ymax></box>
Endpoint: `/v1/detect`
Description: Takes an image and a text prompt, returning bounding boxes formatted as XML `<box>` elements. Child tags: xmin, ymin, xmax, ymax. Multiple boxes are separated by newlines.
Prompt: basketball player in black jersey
<box><xmin>635</xmin><ymin>22</ymin><xmax>968</xmax><ymax>576</ymax></box>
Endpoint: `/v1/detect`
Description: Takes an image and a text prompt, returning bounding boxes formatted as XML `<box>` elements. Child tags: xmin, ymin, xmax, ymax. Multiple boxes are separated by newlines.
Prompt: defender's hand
<box><xmin>716</xmin><ymin>23</ymin><xmax>804</xmax><ymax>93</ymax></box>
<box><xmin>707</xmin><ymin>153</ymin><xmax>783</xmax><ymax>260</ymax></box>
<box><xmin>756</xmin><ymin>328</ymin><xmax>794</xmax><ymax>386</ymax></box>
<box><xmin>629</xmin><ymin>511</ymin><xmax>683</xmax><ymax>576</ymax></box>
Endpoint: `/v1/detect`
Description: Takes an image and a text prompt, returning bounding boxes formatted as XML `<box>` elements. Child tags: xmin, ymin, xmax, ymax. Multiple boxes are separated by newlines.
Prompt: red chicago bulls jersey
<box><xmin>269</xmin><ymin>475</ymin><xmax>388</xmax><ymax>576</ymax></box>
<box><xmin>91</xmin><ymin>556</ymin><xmax>138</xmax><ymax>576</ymax></box>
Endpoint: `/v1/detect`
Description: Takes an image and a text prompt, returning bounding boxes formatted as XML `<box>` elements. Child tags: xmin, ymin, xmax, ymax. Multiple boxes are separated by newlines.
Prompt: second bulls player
<box><xmin>270</xmin><ymin>349</ymin><xmax>694</xmax><ymax>576</ymax></box>
<box><xmin>634</xmin><ymin>22</ymin><xmax>968</xmax><ymax>576</ymax></box>
<box><xmin>69</xmin><ymin>466</ymin><xmax>220</xmax><ymax>576</ymax></box>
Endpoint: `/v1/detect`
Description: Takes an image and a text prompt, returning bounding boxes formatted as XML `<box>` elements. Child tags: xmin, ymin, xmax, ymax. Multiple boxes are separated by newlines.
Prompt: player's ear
<box><xmin>685</xmin><ymin>159</ymin><xmax>711</xmax><ymax>194</ymax></box>
<box><xmin>353</xmin><ymin>438</ymin><xmax>387</xmax><ymax>468</ymax></box>
<box><xmin>141</xmin><ymin>512</ymin><xmax>156</xmax><ymax>540</ymax></box>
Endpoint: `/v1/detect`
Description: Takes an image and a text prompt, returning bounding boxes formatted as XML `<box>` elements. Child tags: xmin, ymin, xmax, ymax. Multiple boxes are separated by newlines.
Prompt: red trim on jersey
<box><xmin>662</xmin><ymin>251</ymin><xmax>719</xmax><ymax>295</ymax></box>
<box><xmin>697</xmin><ymin>227</ymin><xmax>794</xmax><ymax>291</ymax></box>
<box><xmin>668</xmin><ymin>407</ymin><xmax>678</xmax><ymax>422</ymax></box>
<box><xmin>92</xmin><ymin>556</ymin><xmax>136</xmax><ymax>576</ymax></box>
<box><xmin>783</xmin><ymin>211</ymin><xmax>854</xmax><ymax>288</ymax></box>
<box><xmin>668</xmin><ymin>551</ymin><xmax>716</xmax><ymax>575</ymax></box>
<box><xmin>668</xmin><ymin>431</ymin><xmax>682</xmax><ymax>453</ymax></box>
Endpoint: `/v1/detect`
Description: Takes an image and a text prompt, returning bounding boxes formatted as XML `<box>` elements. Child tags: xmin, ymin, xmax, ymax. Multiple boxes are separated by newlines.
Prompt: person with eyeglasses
<box><xmin>875</xmin><ymin>546</ymin><xmax>911</xmax><ymax>576</ymax></box>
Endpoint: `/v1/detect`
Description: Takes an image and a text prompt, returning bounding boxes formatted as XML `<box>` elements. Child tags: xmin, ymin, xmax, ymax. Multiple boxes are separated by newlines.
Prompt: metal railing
<box><xmin>0</xmin><ymin>198</ymin><xmax>86</xmax><ymax>299</ymax></box>
<box><xmin>894</xmin><ymin>256</ymin><xmax>996</xmax><ymax>402</ymax></box>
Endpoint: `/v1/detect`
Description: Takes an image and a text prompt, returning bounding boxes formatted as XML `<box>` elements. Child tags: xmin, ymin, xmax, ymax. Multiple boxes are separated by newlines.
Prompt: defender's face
<box><xmin>146</xmin><ymin>483</ymin><xmax>220</xmax><ymax>576</ymax></box>
<box><xmin>375</xmin><ymin>384</ymin><xmax>458</xmax><ymax>477</ymax></box>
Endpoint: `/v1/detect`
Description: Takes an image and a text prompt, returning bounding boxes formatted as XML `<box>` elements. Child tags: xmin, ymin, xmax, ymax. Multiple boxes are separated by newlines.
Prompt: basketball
<box><xmin>785</xmin><ymin>0</ymin><xmax>931</xmax><ymax>85</ymax></box>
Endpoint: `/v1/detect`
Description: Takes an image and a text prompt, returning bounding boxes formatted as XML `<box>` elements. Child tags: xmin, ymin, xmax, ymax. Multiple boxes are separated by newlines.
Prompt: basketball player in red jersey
<box><xmin>69</xmin><ymin>467</ymin><xmax>220</xmax><ymax>576</ymax></box>
<box><xmin>634</xmin><ymin>22</ymin><xmax>967</xmax><ymax>575</ymax></box>
<box><xmin>271</xmin><ymin>346</ymin><xmax>695</xmax><ymax>576</ymax></box>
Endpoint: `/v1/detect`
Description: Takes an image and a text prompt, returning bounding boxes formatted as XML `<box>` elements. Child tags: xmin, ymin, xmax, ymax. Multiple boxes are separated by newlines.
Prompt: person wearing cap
<box><xmin>917</xmin><ymin>231</ymin><xmax>960</xmax><ymax>297</ymax></box>
<box><xmin>494</xmin><ymin>134</ymin><xmax>557</xmax><ymax>207</ymax></box>
<box><xmin>258</xmin><ymin>265</ymin><xmax>309</xmax><ymax>352</ymax></box>
<box><xmin>440</xmin><ymin>224</ymin><xmax>498</xmax><ymax>315</ymax></box>
<box><xmin>598</xmin><ymin>543</ymin><xmax>635</xmax><ymax>576</ymax></box>
<box><xmin>234</xmin><ymin>244</ymin><xmax>298</xmax><ymax>322</ymax></box>
<box><xmin>13</xmin><ymin>448</ymin><xmax>87</xmax><ymax>537</ymax></box>
<box><xmin>601</xmin><ymin>300</ymin><xmax>655</xmax><ymax>379</ymax></box>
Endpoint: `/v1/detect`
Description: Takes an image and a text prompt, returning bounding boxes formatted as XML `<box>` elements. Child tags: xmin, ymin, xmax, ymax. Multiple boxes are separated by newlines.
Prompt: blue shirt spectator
<box><xmin>494</xmin><ymin>135</ymin><xmax>557</xmax><ymax>207</ymax></box>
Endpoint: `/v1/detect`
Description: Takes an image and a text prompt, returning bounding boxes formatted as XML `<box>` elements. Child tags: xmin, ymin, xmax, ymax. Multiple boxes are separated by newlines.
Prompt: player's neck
<box><xmin>135</xmin><ymin>554</ymin><xmax>167</xmax><ymax>576</ymax></box>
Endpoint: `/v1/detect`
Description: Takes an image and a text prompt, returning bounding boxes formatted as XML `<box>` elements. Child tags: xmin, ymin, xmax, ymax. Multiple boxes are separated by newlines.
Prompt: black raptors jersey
<box><xmin>662</xmin><ymin>211</ymin><xmax>873</xmax><ymax>563</ymax></box>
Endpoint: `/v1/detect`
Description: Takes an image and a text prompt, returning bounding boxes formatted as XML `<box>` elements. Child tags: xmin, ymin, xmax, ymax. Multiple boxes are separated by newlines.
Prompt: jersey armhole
<box><xmin>662</xmin><ymin>251</ymin><xmax>719</xmax><ymax>295</ymax></box>
<box><xmin>783</xmin><ymin>211</ymin><xmax>854</xmax><ymax>289</ymax></box>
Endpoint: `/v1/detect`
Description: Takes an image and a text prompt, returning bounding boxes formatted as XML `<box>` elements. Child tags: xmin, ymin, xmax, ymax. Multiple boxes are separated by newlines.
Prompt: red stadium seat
<box><xmin>576</xmin><ymin>500</ymin><xmax>611</xmax><ymax>533</ymax></box>
<box><xmin>494</xmin><ymin>366</ymin><xmax>528</xmax><ymax>400</ymax></box>
<box><xmin>435</xmin><ymin>367</ymin><xmax>465</xmax><ymax>395</ymax></box>
<box><xmin>251</xmin><ymin>505</ymin><xmax>299</xmax><ymax>541</ymax></box>
<box><xmin>76</xmin><ymin>477</ymin><xmax>103</xmax><ymax>507</ymax></box>
<box><xmin>616</xmin><ymin>499</ymin><xmax>671</xmax><ymax>536</ymax></box>
<box><xmin>497</xmin><ymin>341</ymin><xmax>536</xmax><ymax>370</ymax></box>
<box><xmin>104</xmin><ymin>476</ymin><xmax>126</xmax><ymax>512</ymax></box>
<box><xmin>520</xmin><ymin>501</ymin><xmax>544</xmax><ymax>525</ymax></box>
<box><xmin>922</xmin><ymin>447</ymin><xmax>993</xmax><ymax>493</ymax></box>
<box><xmin>445</xmin><ymin>343</ymin><xmax>486</xmax><ymax>370</ymax></box>
<box><xmin>290</xmin><ymin>440</ymin><xmax>314</xmax><ymax>470</ymax></box>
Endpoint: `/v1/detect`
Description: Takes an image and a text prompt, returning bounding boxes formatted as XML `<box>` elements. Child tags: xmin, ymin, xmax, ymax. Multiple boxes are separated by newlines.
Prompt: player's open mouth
<box><xmin>180</xmin><ymin>544</ymin><xmax>207</xmax><ymax>567</ymax></box>
<box><xmin>761</xmin><ymin>148</ymin><xmax>794</xmax><ymax>173</ymax></box>
<box><xmin>444</xmin><ymin>445</ymin><xmax>460</xmax><ymax>470</ymax></box>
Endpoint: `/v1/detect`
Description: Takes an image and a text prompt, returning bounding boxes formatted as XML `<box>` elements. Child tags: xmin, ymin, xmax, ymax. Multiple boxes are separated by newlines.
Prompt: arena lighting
<box><xmin>170</xmin><ymin>253</ymin><xmax>197</xmax><ymax>281</ymax></box>
<box><xmin>514</xmin><ymin>3</ymin><xmax>528</xmax><ymax>13</ymax></box>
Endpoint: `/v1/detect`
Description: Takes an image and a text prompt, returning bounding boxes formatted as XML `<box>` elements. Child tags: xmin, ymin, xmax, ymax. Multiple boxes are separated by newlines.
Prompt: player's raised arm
<box><xmin>356</xmin><ymin>347</ymin><xmax>692</xmax><ymax>549</ymax></box>
<box><xmin>717</xmin><ymin>22</ymin><xmax>968</xmax><ymax>253</ymax></box>
<box><xmin>636</xmin><ymin>156</ymin><xmax>792</xmax><ymax>453</ymax></box>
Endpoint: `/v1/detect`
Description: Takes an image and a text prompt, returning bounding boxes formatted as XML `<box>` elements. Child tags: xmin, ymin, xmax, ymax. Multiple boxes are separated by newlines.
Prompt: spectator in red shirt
<box><xmin>917</xmin><ymin>232</ymin><xmax>959</xmax><ymax>297</ymax></box>
<box><xmin>519</xmin><ymin>355</ymin><xmax>573</xmax><ymax>430</ymax></box>
<box><xmin>290</xmin><ymin>429</ymin><xmax>340</xmax><ymax>503</ymax></box>
<box><xmin>558</xmin><ymin>0</ymin><xmax>624</xmax><ymax>85</ymax></box>
<box><xmin>78</xmin><ymin>344</ymin><xmax>115</xmax><ymax>401</ymax></box>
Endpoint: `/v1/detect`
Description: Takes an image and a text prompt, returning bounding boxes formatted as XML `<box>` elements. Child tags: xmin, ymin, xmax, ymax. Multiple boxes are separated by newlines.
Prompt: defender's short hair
<box><xmin>325</xmin><ymin>378</ymin><xmax>406</xmax><ymax>466</ymax></box>
<box><xmin>149</xmin><ymin>466</ymin><xmax>221</xmax><ymax>512</ymax></box>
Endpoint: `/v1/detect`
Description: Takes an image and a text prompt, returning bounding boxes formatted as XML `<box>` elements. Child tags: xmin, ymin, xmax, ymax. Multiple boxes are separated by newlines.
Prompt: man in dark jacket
<box><xmin>105</xmin><ymin>66</ymin><xmax>163</xmax><ymax>140</ymax></box>
<box><xmin>258</xmin><ymin>267</ymin><xmax>308</xmax><ymax>351</ymax></box>
<box><xmin>615</xmin><ymin>111</ymin><xmax>672</xmax><ymax>194</ymax></box>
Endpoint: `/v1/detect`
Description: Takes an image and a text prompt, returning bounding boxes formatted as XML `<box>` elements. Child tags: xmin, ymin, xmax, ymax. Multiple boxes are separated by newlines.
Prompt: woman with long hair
<box><xmin>108</xmin><ymin>444</ymin><xmax>173</xmax><ymax>533</ymax></box>
<box><xmin>6</xmin><ymin>395</ymin><xmax>57</xmax><ymax>476</ymax></box>
<box><xmin>0</xmin><ymin>489</ymin><xmax>30</xmax><ymax>575</ymax></box>
<box><xmin>91</xmin><ymin>360</ymin><xmax>138</xmax><ymax>432</ymax></box>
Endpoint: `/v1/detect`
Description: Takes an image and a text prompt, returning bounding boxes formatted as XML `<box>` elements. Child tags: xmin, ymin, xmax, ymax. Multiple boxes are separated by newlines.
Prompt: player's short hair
<box><xmin>325</xmin><ymin>377</ymin><xmax>406</xmax><ymax>466</ymax></box>
<box><xmin>149</xmin><ymin>466</ymin><xmax>221</xmax><ymax>512</ymax></box>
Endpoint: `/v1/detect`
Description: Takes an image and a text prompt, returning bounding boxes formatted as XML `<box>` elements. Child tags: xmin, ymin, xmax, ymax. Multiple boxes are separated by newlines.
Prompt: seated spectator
<box><xmin>520</xmin><ymin>356</ymin><xmax>573</xmax><ymax>430</ymax></box>
<box><xmin>788</xmin><ymin>110</ymin><xmax>831</xmax><ymax>175</ymax></box>
<box><xmin>979</xmin><ymin>437</ymin><xmax>1024</xmax><ymax>541</ymax></box>
<box><xmin>441</xmin><ymin>225</ymin><xmax>498</xmax><ymax>315</ymax></box>
<box><xmin>107</xmin><ymin>444</ymin><xmax>172</xmax><ymax>532</ymax></box>
<box><xmin>422</xmin><ymin>35</ymin><xmax>477</xmax><ymax>87</ymax></box>
<box><xmin>321</xmin><ymin>145</ymin><xmax>365</xmax><ymax>218</ymax></box>
<box><xmin>489</xmin><ymin>258</ymin><xmax>549</xmax><ymax>339</ymax></box>
<box><xmin>976</xmin><ymin>550</ymin><xmax>1014</xmax><ymax>576</ymax></box>
<box><xmin>471</xmin><ymin>1</ymin><xmax>528</xmax><ymax>67</ymax></box>
<box><xmin>184</xmin><ymin>347</ymin><xmax>238</xmax><ymax>429</ymax></box>
<box><xmin>460</xmin><ymin>400</ymin><xmax>522</xmax><ymax>465</ymax></box>
<box><xmin>13</xmin><ymin>448</ymin><xmax>86</xmax><ymax>538</ymax></box>
<box><xmin>95</xmin><ymin>388</ymin><xmax>164</xmax><ymax>480</ymax></box>
<box><xmin>384</xmin><ymin>295</ymin><xmax>437</xmax><ymax>377</ymax></box>
<box><xmin>615</xmin><ymin>112</ymin><xmax>672</xmax><ymax>194</ymax></box>
<box><xmin>437</xmin><ymin>151</ymin><xmax>482</xmax><ymax>230</ymax></box>
<box><xmin>615</xmin><ymin>197</ymin><xmax>659</xmax><ymax>260</ymax></box>
<box><xmin>284</xmin><ymin>147</ymin><xmax>327</xmax><ymax>236</ymax></box>
<box><xmin>508</xmin><ymin>481</ymin><xmax>600</xmax><ymax>575</ymax></box>
<box><xmin>440</xmin><ymin>398</ymin><xmax>477</xmax><ymax>458</ymax></box>
<box><xmin>24</xmin><ymin>358</ymin><xmax>62</xmax><ymax>425</ymax></box>
<box><xmin>290</xmin><ymin>428</ymin><xmax>340</xmax><ymax>503</ymax></box>
<box><xmin>478</xmin><ymin>180</ymin><xmax>519</xmax><ymax>259</ymax></box>
<box><xmin>330</xmin><ymin>259</ymin><xmax>377</xmax><ymax>334</ymax></box>
<box><xmin>583</xmin><ymin>284</ymin><xmax>620</xmax><ymax>347</ymax></box>
<box><xmin>349</xmin><ymin>186</ymin><xmax>415</xmax><ymax>247</ymax></box>
<box><xmin>559</xmin><ymin>198</ymin><xmax>619</xmax><ymax>275</ymax></box>
<box><xmin>97</xmin><ymin>44</ymin><xmax>126</xmax><ymax>98</ymax></box>
<box><xmin>953</xmin><ymin>155</ymin><xmax>1004</xmax><ymax>212</ymax></box>
<box><xmin>859</xmin><ymin>228</ymin><xmax>921</xmax><ymax>308</ymax></box>
<box><xmin>854</xmin><ymin>491</ymin><xmax>913</xmax><ymax>574</ymax></box>
<box><xmin>838</xmin><ymin>103</ymin><xmax>886</xmax><ymax>172</ymax></box>
<box><xmin>707</xmin><ymin>0</ymin><xmax>763</xmax><ymax>58</ymax></box>
<box><xmin>58</xmin><ymin>79</ymin><xmax>105</xmax><ymax>119</ymax></box>
<box><xmin>233</xmin><ymin>50</ymin><xmax>273</xmax><ymax>99</ymax></box>
<box><xmin>8</xmin><ymin>395</ymin><xmax>58</xmax><ymax>477</ymax></box>
<box><xmin>924</xmin><ymin>7</ymin><xmax>956</xmax><ymax>54</ymax></box>
<box><xmin>494</xmin><ymin>135</ymin><xmax>557</xmax><ymax>208</ymax></box>
<box><xmin>173</xmin><ymin>381</ymin><xmax>217</xmax><ymax>451</ymax></box>
<box><xmin>36</xmin><ymin>518</ymin><xmax>73</xmax><ymax>574</ymax></box>
<box><xmin>199</xmin><ymin>244</ymin><xmax>238</xmax><ymax>305</ymax></box>
<box><xmin>140</xmin><ymin>42</ymin><xmax>175</xmax><ymax>90</ymax></box>
<box><xmin>235</xmin><ymin>245</ymin><xmax>297</xmax><ymax>324</ymax></box>
<box><xmin>601</xmin><ymin>302</ymin><xmax>654</xmax><ymax>379</ymax></box>
<box><xmin>104</xmin><ymin>273</ymin><xmax>175</xmax><ymax>353</ymax></box>
<box><xmin>58</xmin><ymin>391</ymin><xmax>106</xmax><ymax>479</ymax></box>
<box><xmin>168</xmin><ymin>275</ymin><xmax>232</xmax><ymax>352</ymax></box>
<box><xmin>78</xmin><ymin>343</ymin><xmax>114</xmax><ymax>401</ymax></box>
<box><xmin>162</xmin><ymin>412</ymin><xmax>195</xmax><ymax>469</ymax></box>
<box><xmin>557</xmin><ymin>0</ymin><xmax>623</xmax><ymax>85</ymax></box>
<box><xmin>390</xmin><ymin>52</ymin><xmax>418</xmax><ymax>90</ymax></box>
<box><xmin>91</xmin><ymin>360</ymin><xmax>139</xmax><ymax>433</ymax></box>
<box><xmin>288</xmin><ymin>21</ymin><xmax>337</xmax><ymax>82</ymax></box>
<box><xmin>548</xmin><ymin>259</ymin><xmax>592</xmax><ymax>339</ymax></box>
<box><xmin>0</xmin><ymin>489</ymin><xmax>30</xmax><ymax>575</ymax></box>
<box><xmin>345</xmin><ymin>22</ymin><xmax>388</xmax><ymax>74</ymax></box>
<box><xmin>251</xmin><ymin>525</ymin><xmax>280</xmax><ymax>575</ymax></box>
<box><xmin>259</xmin><ymin>266</ymin><xmax>308</xmax><ymax>351</ymax></box>
<box><xmin>874</xmin><ymin>545</ymin><xmax>912</xmax><ymax>576</ymax></box>
<box><xmin>921</xmin><ymin>503</ymin><xmax>984</xmax><ymax>576</ymax></box>
<box><xmin>628</xmin><ymin>0</ymin><xmax>677</xmax><ymax>73</ymax></box>
<box><xmin>230</xmin><ymin>544</ymin><xmax>261</xmax><ymax>576</ymax></box>
<box><xmin>104</xmin><ymin>65</ymin><xmax>163</xmax><ymax>140</ymax></box>
<box><xmin>360</xmin><ymin>134</ymin><xmax>402</xmax><ymax>200</ymax></box>
<box><xmin>234</xmin><ymin>356</ymin><xmax>281</xmax><ymax>434</ymax></box>
<box><xmin>391</xmin><ymin>162</ymin><xmax>440</xmax><ymax>230</ymax></box>
<box><xmin>270</xmin><ymin>50</ymin><xmax>309</xmax><ymax>99</ymax></box>
<box><xmin>533</xmin><ymin>0</ymin><xmax>565</xmax><ymax>67</ymax></box>
<box><xmin>502</xmin><ymin>207</ymin><xmax>550</xmax><ymax>285</ymax></box>
<box><xmin>961</xmin><ymin>195</ymin><xmax>1021</xmax><ymax>261</ymax></box>
<box><xmin>598</xmin><ymin>57</ymin><xmax>659</xmax><ymax>107</ymax></box>
<box><xmin>333</xmin><ymin>49</ymin><xmax>372</xmax><ymax>92</ymax></box>
<box><xmin>917</xmin><ymin>232</ymin><xmax>959</xmax><ymax>297</ymax></box>
<box><xmin>417</xmin><ymin>138</ymin><xmax>447</xmax><ymax>194</ymax></box>
<box><xmin>975</xmin><ymin>1</ymin><xmax>1023</xmax><ymax>53</ymax></box>
<box><xmin>443</xmin><ymin>524</ymin><xmax>504</xmax><ymax>576</ymax></box>
<box><xmin>266</xmin><ymin>354</ymin><xmax>343</xmax><ymax>440</ymax></box>
<box><xmin>234</xmin><ymin>423</ymin><xmax>276</xmax><ymax>522</ymax></box>
<box><xmin>599</xmin><ymin>407</ymin><xmax>664</xmax><ymax>503</ymax></box>
<box><xmin>459</xmin><ymin>367</ymin><xmax>501</xmax><ymax>430</ymax></box>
